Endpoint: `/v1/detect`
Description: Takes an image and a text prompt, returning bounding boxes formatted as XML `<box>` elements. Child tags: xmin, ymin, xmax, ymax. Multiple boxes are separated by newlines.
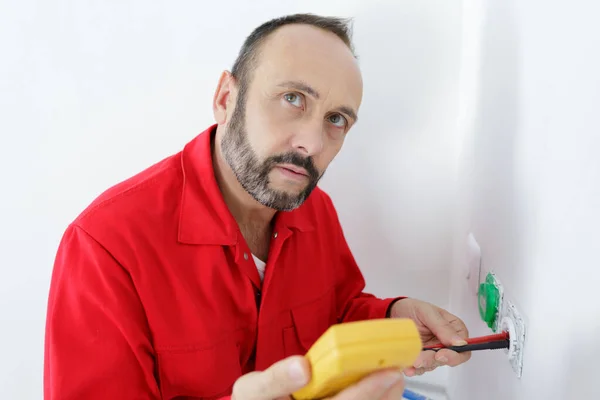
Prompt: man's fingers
<box><xmin>433</xmin><ymin>348</ymin><xmax>471</xmax><ymax>367</ymax></box>
<box><xmin>231</xmin><ymin>356</ymin><xmax>310</xmax><ymax>400</ymax></box>
<box><xmin>413</xmin><ymin>350</ymin><xmax>436</xmax><ymax>369</ymax></box>
<box><xmin>381</xmin><ymin>378</ymin><xmax>406</xmax><ymax>400</ymax></box>
<box><xmin>405</xmin><ymin>366</ymin><xmax>428</xmax><ymax>376</ymax></box>
<box><xmin>440</xmin><ymin>309</ymin><xmax>470</xmax><ymax>340</ymax></box>
<box><xmin>414</xmin><ymin>348</ymin><xmax>471</xmax><ymax>369</ymax></box>
<box><xmin>406</xmin><ymin>347</ymin><xmax>471</xmax><ymax>378</ymax></box>
<box><xmin>333</xmin><ymin>370</ymin><xmax>404</xmax><ymax>400</ymax></box>
<box><xmin>421</xmin><ymin>307</ymin><xmax>467</xmax><ymax>346</ymax></box>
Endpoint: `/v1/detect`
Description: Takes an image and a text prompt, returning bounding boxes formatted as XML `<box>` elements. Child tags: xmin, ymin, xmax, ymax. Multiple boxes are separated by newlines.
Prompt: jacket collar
<box><xmin>177</xmin><ymin>124</ymin><xmax>314</xmax><ymax>245</ymax></box>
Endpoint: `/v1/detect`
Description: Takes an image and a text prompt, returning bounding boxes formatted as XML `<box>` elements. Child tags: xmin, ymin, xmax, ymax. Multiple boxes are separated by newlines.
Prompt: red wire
<box><xmin>423</xmin><ymin>331</ymin><xmax>509</xmax><ymax>350</ymax></box>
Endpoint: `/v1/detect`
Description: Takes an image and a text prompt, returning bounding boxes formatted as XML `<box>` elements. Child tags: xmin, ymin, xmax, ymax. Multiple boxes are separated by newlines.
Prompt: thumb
<box><xmin>231</xmin><ymin>356</ymin><xmax>310</xmax><ymax>400</ymax></box>
<box><xmin>421</xmin><ymin>308</ymin><xmax>466</xmax><ymax>346</ymax></box>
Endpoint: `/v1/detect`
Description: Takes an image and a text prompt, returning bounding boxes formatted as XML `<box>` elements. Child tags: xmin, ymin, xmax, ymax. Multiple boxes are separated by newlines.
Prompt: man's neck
<box><xmin>211</xmin><ymin>128</ymin><xmax>276</xmax><ymax>229</ymax></box>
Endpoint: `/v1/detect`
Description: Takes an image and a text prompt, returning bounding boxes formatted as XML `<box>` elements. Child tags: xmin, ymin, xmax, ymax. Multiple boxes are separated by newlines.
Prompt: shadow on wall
<box><xmin>449</xmin><ymin>0</ymin><xmax>531</xmax><ymax>398</ymax></box>
<box><xmin>561</xmin><ymin>322</ymin><xmax>600</xmax><ymax>398</ymax></box>
<box><xmin>320</xmin><ymin>0</ymin><xmax>462</xmax><ymax>304</ymax></box>
<box><xmin>468</xmin><ymin>0</ymin><xmax>531</xmax><ymax>304</ymax></box>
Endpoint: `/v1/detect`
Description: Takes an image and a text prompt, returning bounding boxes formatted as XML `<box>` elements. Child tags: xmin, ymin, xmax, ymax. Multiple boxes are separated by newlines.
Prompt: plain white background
<box><xmin>0</xmin><ymin>0</ymin><xmax>461</xmax><ymax>398</ymax></box>
<box><xmin>447</xmin><ymin>0</ymin><xmax>600</xmax><ymax>398</ymax></box>
<box><xmin>2</xmin><ymin>0</ymin><xmax>599</xmax><ymax>399</ymax></box>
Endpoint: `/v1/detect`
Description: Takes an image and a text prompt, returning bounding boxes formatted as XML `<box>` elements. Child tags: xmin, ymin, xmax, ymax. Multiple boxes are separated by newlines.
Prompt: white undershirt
<box><xmin>252</xmin><ymin>254</ymin><xmax>267</xmax><ymax>282</ymax></box>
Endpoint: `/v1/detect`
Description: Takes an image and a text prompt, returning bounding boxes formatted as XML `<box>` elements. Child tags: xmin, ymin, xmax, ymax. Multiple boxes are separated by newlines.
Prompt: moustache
<box><xmin>264</xmin><ymin>153</ymin><xmax>320</xmax><ymax>180</ymax></box>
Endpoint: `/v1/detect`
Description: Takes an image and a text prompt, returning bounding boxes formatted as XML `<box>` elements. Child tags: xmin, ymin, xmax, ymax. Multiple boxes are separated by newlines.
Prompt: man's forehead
<box><xmin>259</xmin><ymin>24</ymin><xmax>358</xmax><ymax>70</ymax></box>
<box><xmin>254</xmin><ymin>24</ymin><xmax>363</xmax><ymax>105</ymax></box>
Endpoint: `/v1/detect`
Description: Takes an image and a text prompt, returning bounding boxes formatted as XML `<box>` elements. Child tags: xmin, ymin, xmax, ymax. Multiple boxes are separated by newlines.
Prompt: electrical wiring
<box><xmin>422</xmin><ymin>331</ymin><xmax>510</xmax><ymax>353</ymax></box>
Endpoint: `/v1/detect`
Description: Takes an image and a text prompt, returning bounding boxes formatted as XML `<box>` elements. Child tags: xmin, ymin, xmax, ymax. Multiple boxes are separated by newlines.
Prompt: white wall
<box><xmin>0</xmin><ymin>1</ymin><xmax>461</xmax><ymax>397</ymax></box>
<box><xmin>448</xmin><ymin>0</ymin><xmax>600</xmax><ymax>398</ymax></box>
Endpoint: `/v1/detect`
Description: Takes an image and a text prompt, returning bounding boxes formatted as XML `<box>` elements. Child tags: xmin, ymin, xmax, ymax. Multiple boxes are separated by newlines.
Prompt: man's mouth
<box><xmin>277</xmin><ymin>164</ymin><xmax>309</xmax><ymax>177</ymax></box>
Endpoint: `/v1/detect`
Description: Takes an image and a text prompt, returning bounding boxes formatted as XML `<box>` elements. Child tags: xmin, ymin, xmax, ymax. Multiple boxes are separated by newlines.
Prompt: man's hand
<box><xmin>231</xmin><ymin>355</ymin><xmax>405</xmax><ymax>400</ymax></box>
<box><xmin>390</xmin><ymin>298</ymin><xmax>471</xmax><ymax>377</ymax></box>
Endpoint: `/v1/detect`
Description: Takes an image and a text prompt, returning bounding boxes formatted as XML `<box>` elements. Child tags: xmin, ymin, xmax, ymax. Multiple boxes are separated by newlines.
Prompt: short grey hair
<box><xmin>231</xmin><ymin>13</ymin><xmax>356</xmax><ymax>96</ymax></box>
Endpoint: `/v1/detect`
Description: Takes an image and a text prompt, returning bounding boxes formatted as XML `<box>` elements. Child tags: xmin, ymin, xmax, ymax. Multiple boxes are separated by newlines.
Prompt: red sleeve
<box><xmin>321</xmin><ymin>194</ymin><xmax>405</xmax><ymax>322</ymax></box>
<box><xmin>44</xmin><ymin>224</ymin><xmax>160</xmax><ymax>399</ymax></box>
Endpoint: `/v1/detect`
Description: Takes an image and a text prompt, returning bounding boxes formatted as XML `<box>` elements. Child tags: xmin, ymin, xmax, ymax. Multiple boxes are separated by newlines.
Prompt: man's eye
<box><xmin>328</xmin><ymin>114</ymin><xmax>347</xmax><ymax>128</ymax></box>
<box><xmin>284</xmin><ymin>93</ymin><xmax>303</xmax><ymax>108</ymax></box>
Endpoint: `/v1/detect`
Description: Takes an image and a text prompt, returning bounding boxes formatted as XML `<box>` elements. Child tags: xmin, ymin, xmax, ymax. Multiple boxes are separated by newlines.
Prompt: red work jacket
<box><xmin>44</xmin><ymin>125</ymin><xmax>401</xmax><ymax>400</ymax></box>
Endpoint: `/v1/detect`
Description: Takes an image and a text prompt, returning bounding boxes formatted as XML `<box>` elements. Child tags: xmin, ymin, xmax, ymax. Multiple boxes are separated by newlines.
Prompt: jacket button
<box><xmin>243</xmin><ymin>252</ymin><xmax>249</xmax><ymax>260</ymax></box>
<box><xmin>273</xmin><ymin>232</ymin><xmax>278</xmax><ymax>238</ymax></box>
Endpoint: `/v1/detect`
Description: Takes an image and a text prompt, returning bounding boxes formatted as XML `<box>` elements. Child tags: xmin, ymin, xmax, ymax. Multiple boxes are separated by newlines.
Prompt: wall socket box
<box><xmin>467</xmin><ymin>233</ymin><xmax>526</xmax><ymax>378</ymax></box>
<box><xmin>500</xmin><ymin>300</ymin><xmax>526</xmax><ymax>378</ymax></box>
<box><xmin>479</xmin><ymin>271</ymin><xmax>526</xmax><ymax>378</ymax></box>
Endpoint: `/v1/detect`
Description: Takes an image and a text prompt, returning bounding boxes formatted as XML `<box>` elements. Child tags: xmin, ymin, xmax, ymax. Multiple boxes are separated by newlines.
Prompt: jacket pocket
<box><xmin>156</xmin><ymin>339</ymin><xmax>242</xmax><ymax>400</ymax></box>
<box><xmin>283</xmin><ymin>288</ymin><xmax>337</xmax><ymax>356</ymax></box>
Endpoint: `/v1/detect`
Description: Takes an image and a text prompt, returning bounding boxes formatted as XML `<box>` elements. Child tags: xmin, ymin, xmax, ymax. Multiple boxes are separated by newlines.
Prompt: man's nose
<box><xmin>291</xmin><ymin>120</ymin><xmax>324</xmax><ymax>156</ymax></box>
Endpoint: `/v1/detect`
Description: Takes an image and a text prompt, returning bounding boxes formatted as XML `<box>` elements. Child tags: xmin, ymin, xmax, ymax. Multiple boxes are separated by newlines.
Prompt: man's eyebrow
<box><xmin>336</xmin><ymin>105</ymin><xmax>358</xmax><ymax>122</ymax></box>
<box><xmin>277</xmin><ymin>80</ymin><xmax>358</xmax><ymax>122</ymax></box>
<box><xmin>277</xmin><ymin>80</ymin><xmax>320</xmax><ymax>99</ymax></box>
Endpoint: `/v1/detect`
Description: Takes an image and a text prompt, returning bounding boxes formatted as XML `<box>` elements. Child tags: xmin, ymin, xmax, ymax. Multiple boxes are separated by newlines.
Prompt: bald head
<box><xmin>231</xmin><ymin>14</ymin><xmax>357</xmax><ymax>93</ymax></box>
<box><xmin>249</xmin><ymin>23</ymin><xmax>363</xmax><ymax>121</ymax></box>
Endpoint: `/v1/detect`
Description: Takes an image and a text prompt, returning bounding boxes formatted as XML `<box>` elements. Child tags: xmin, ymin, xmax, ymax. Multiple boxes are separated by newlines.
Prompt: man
<box><xmin>44</xmin><ymin>13</ymin><xmax>470</xmax><ymax>400</ymax></box>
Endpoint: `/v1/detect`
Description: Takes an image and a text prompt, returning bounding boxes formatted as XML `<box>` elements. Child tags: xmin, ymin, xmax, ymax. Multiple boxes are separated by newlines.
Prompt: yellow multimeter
<box><xmin>292</xmin><ymin>318</ymin><xmax>422</xmax><ymax>400</ymax></box>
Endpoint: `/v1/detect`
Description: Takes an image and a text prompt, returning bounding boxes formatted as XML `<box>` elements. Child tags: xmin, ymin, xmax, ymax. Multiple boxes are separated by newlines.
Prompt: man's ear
<box><xmin>213</xmin><ymin>70</ymin><xmax>237</xmax><ymax>125</ymax></box>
